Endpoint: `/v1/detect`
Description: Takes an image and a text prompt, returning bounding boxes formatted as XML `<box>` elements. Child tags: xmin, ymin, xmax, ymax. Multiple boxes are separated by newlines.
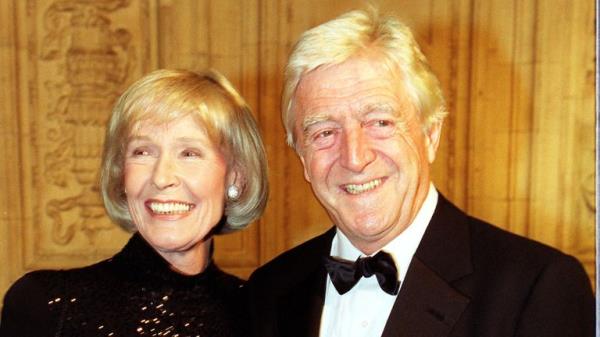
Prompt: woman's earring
<box><xmin>227</xmin><ymin>185</ymin><xmax>240</xmax><ymax>201</ymax></box>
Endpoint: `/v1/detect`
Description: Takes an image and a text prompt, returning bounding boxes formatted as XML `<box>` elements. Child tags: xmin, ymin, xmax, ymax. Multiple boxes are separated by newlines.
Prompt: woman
<box><xmin>0</xmin><ymin>69</ymin><xmax>268</xmax><ymax>337</ymax></box>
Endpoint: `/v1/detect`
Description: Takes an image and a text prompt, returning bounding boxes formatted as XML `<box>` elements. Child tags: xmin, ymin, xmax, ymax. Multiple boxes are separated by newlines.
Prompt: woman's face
<box><xmin>124</xmin><ymin>114</ymin><xmax>228</xmax><ymax>256</ymax></box>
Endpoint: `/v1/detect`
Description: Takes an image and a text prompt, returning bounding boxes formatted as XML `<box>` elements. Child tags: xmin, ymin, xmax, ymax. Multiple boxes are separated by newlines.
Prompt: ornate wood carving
<box><xmin>41</xmin><ymin>0</ymin><xmax>133</xmax><ymax>246</ymax></box>
<box><xmin>17</xmin><ymin>0</ymin><xmax>155</xmax><ymax>269</ymax></box>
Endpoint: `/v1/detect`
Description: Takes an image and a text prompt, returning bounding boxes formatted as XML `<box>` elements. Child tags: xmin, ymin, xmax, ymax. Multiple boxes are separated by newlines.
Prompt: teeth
<box><xmin>344</xmin><ymin>179</ymin><xmax>382</xmax><ymax>195</ymax></box>
<box><xmin>149</xmin><ymin>202</ymin><xmax>193</xmax><ymax>215</ymax></box>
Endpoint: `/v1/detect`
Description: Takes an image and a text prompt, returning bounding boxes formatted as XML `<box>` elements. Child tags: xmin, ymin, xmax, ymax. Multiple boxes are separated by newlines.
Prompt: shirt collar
<box><xmin>331</xmin><ymin>183</ymin><xmax>438</xmax><ymax>282</ymax></box>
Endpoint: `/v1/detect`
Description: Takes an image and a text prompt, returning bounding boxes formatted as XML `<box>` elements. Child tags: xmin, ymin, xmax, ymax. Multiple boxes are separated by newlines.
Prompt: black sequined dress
<box><xmin>0</xmin><ymin>233</ymin><xmax>246</xmax><ymax>337</ymax></box>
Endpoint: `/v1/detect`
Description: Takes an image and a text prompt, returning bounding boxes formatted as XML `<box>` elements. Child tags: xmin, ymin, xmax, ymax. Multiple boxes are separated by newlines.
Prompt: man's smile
<box><xmin>342</xmin><ymin>178</ymin><xmax>384</xmax><ymax>195</ymax></box>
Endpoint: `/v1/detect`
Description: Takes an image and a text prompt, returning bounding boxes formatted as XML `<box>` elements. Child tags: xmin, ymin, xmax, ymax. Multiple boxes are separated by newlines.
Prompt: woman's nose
<box><xmin>151</xmin><ymin>156</ymin><xmax>179</xmax><ymax>189</ymax></box>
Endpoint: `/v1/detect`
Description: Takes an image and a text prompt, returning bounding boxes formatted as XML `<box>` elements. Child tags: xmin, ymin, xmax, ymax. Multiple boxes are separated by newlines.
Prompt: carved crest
<box><xmin>40</xmin><ymin>0</ymin><xmax>134</xmax><ymax>245</ymax></box>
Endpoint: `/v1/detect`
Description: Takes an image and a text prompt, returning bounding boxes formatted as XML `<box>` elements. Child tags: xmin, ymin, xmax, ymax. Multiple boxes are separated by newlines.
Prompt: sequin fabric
<box><xmin>0</xmin><ymin>234</ymin><xmax>247</xmax><ymax>337</ymax></box>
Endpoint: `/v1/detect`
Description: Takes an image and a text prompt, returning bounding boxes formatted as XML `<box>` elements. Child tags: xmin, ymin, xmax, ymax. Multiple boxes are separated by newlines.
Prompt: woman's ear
<box><xmin>226</xmin><ymin>165</ymin><xmax>245</xmax><ymax>195</ymax></box>
<box><xmin>224</xmin><ymin>168</ymin><xmax>238</xmax><ymax>201</ymax></box>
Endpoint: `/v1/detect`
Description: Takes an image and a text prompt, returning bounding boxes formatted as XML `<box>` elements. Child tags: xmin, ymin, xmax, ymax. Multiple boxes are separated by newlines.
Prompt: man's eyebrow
<box><xmin>359</xmin><ymin>103</ymin><xmax>395</xmax><ymax>114</ymax></box>
<box><xmin>302</xmin><ymin>114</ymin><xmax>331</xmax><ymax>132</ymax></box>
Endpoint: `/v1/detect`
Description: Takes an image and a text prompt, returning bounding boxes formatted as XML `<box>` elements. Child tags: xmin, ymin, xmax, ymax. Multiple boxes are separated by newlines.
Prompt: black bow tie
<box><xmin>323</xmin><ymin>250</ymin><xmax>400</xmax><ymax>295</ymax></box>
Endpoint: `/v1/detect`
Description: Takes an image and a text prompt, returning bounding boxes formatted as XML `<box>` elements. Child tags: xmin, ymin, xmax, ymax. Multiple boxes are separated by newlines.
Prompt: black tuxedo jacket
<box><xmin>246</xmin><ymin>195</ymin><xmax>594</xmax><ymax>337</ymax></box>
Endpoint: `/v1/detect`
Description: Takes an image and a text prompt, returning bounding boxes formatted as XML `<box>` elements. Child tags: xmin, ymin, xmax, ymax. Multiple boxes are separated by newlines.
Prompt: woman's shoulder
<box><xmin>2</xmin><ymin>259</ymin><xmax>115</xmax><ymax>313</ymax></box>
<box><xmin>5</xmin><ymin>269</ymin><xmax>64</xmax><ymax>303</ymax></box>
<box><xmin>0</xmin><ymin>270</ymin><xmax>65</xmax><ymax>337</ymax></box>
<box><xmin>208</xmin><ymin>264</ymin><xmax>247</xmax><ymax>307</ymax></box>
<box><xmin>211</xmin><ymin>264</ymin><xmax>245</xmax><ymax>290</ymax></box>
<box><xmin>0</xmin><ymin>259</ymin><xmax>118</xmax><ymax>336</ymax></box>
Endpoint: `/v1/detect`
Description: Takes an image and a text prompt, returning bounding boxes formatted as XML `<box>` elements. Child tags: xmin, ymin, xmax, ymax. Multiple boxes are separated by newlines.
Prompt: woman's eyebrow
<box><xmin>175</xmin><ymin>136</ymin><xmax>207</xmax><ymax>144</ymax></box>
<box><xmin>126</xmin><ymin>136</ymin><xmax>206</xmax><ymax>143</ymax></box>
<box><xmin>126</xmin><ymin>135</ymin><xmax>152</xmax><ymax>143</ymax></box>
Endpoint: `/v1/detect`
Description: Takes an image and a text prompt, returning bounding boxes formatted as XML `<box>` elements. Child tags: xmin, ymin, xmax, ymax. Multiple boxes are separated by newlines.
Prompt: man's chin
<box><xmin>341</xmin><ymin>223</ymin><xmax>394</xmax><ymax>248</ymax></box>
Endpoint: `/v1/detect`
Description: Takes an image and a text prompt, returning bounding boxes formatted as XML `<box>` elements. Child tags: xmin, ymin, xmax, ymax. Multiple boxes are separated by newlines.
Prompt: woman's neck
<box><xmin>157</xmin><ymin>238</ymin><xmax>212</xmax><ymax>276</ymax></box>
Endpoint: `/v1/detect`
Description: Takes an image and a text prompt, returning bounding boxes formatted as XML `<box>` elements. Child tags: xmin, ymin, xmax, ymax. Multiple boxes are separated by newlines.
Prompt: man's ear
<box><xmin>424</xmin><ymin>120</ymin><xmax>443</xmax><ymax>163</ymax></box>
<box><xmin>299</xmin><ymin>154</ymin><xmax>311</xmax><ymax>183</ymax></box>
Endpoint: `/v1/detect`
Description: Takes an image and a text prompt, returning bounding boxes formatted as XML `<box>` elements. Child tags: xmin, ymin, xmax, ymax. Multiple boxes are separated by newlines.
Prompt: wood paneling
<box><xmin>527</xmin><ymin>0</ymin><xmax>596</xmax><ymax>278</ymax></box>
<box><xmin>16</xmin><ymin>0</ymin><xmax>156</xmax><ymax>269</ymax></box>
<box><xmin>0</xmin><ymin>0</ymin><xmax>595</xmax><ymax>303</ymax></box>
<box><xmin>468</xmin><ymin>0</ymin><xmax>533</xmax><ymax>229</ymax></box>
<box><xmin>154</xmin><ymin>0</ymin><xmax>262</xmax><ymax>277</ymax></box>
<box><xmin>468</xmin><ymin>0</ymin><xmax>595</xmax><ymax>281</ymax></box>
<box><xmin>0</xmin><ymin>0</ymin><xmax>21</xmax><ymax>297</ymax></box>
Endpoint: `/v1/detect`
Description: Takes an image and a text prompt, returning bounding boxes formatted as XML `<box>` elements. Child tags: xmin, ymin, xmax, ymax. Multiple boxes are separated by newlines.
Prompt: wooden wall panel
<box><xmin>469</xmin><ymin>0</ymin><xmax>595</xmax><ymax>281</ymax></box>
<box><xmin>468</xmin><ymin>0</ymin><xmax>535</xmax><ymax>233</ymax></box>
<box><xmin>0</xmin><ymin>0</ymin><xmax>595</xmax><ymax>305</ymax></box>
<box><xmin>155</xmin><ymin>0</ymin><xmax>262</xmax><ymax>277</ymax></box>
<box><xmin>0</xmin><ymin>0</ymin><xmax>159</xmax><ymax>300</ymax></box>
<box><xmin>0</xmin><ymin>0</ymin><xmax>21</xmax><ymax>300</ymax></box>
<box><xmin>416</xmin><ymin>0</ymin><xmax>473</xmax><ymax>208</ymax></box>
<box><xmin>14</xmin><ymin>0</ymin><xmax>156</xmax><ymax>270</ymax></box>
<box><xmin>528</xmin><ymin>0</ymin><xmax>596</xmax><ymax>279</ymax></box>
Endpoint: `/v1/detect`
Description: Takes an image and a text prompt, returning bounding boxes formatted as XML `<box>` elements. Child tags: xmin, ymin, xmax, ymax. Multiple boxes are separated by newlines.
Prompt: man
<box><xmin>247</xmin><ymin>8</ymin><xmax>594</xmax><ymax>337</ymax></box>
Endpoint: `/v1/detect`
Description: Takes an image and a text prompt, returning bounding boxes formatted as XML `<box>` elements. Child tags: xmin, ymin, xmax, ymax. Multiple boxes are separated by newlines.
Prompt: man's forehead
<box><xmin>299</xmin><ymin>103</ymin><xmax>401</xmax><ymax>129</ymax></box>
<box><xmin>294</xmin><ymin>65</ymin><xmax>409</xmax><ymax>108</ymax></box>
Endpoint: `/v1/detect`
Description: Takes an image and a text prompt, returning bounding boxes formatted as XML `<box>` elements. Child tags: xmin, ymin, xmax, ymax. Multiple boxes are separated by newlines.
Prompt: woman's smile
<box><xmin>145</xmin><ymin>200</ymin><xmax>196</xmax><ymax>216</ymax></box>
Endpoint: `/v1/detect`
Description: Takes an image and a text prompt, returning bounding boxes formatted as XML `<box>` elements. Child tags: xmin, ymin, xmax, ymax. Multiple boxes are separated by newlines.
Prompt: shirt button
<box><xmin>361</xmin><ymin>321</ymin><xmax>368</xmax><ymax>328</ymax></box>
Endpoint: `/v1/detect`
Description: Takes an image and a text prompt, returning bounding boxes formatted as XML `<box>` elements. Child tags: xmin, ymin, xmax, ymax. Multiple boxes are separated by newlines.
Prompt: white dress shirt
<box><xmin>319</xmin><ymin>184</ymin><xmax>438</xmax><ymax>337</ymax></box>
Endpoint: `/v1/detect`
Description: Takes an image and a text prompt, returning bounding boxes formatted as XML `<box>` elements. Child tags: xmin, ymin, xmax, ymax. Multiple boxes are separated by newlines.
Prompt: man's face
<box><xmin>293</xmin><ymin>54</ymin><xmax>442</xmax><ymax>254</ymax></box>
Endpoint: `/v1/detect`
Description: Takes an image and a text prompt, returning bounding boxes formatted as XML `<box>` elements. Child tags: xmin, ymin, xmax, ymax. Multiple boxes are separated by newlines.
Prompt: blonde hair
<box><xmin>282</xmin><ymin>8</ymin><xmax>448</xmax><ymax>147</ymax></box>
<box><xmin>101</xmin><ymin>69</ymin><xmax>268</xmax><ymax>232</ymax></box>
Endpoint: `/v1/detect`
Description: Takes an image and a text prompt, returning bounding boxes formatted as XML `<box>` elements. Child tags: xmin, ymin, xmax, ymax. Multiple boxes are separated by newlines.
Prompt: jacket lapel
<box><xmin>281</xmin><ymin>265</ymin><xmax>327</xmax><ymax>337</ymax></box>
<box><xmin>382</xmin><ymin>195</ymin><xmax>473</xmax><ymax>337</ymax></box>
<box><xmin>279</xmin><ymin>228</ymin><xmax>335</xmax><ymax>337</ymax></box>
<box><xmin>381</xmin><ymin>257</ymin><xmax>470</xmax><ymax>337</ymax></box>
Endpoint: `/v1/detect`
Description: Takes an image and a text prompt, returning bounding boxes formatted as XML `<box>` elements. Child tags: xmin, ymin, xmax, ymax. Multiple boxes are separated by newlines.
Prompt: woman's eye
<box><xmin>132</xmin><ymin>148</ymin><xmax>150</xmax><ymax>156</ymax></box>
<box><xmin>182</xmin><ymin>150</ymin><xmax>201</xmax><ymax>158</ymax></box>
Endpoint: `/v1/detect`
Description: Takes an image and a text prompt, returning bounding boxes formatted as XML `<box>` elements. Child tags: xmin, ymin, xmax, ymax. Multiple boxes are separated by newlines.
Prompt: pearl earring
<box><xmin>227</xmin><ymin>185</ymin><xmax>240</xmax><ymax>201</ymax></box>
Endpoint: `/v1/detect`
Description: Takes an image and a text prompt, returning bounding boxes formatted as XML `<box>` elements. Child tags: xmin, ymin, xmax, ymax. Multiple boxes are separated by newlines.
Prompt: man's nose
<box><xmin>151</xmin><ymin>156</ymin><xmax>179</xmax><ymax>189</ymax></box>
<box><xmin>339</xmin><ymin>128</ymin><xmax>375</xmax><ymax>172</ymax></box>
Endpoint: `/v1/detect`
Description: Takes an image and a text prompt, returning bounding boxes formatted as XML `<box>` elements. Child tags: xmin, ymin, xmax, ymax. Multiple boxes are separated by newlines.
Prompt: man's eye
<box><xmin>374</xmin><ymin>120</ymin><xmax>393</xmax><ymax>127</ymax></box>
<box><xmin>306</xmin><ymin>128</ymin><xmax>337</xmax><ymax>149</ymax></box>
<box><xmin>365</xmin><ymin>119</ymin><xmax>397</xmax><ymax>138</ymax></box>
<box><xmin>316</xmin><ymin>130</ymin><xmax>334</xmax><ymax>139</ymax></box>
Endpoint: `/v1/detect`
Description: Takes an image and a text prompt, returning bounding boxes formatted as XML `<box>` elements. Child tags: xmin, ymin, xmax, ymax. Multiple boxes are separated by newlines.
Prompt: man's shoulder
<box><xmin>429</xmin><ymin>195</ymin><xmax>588</xmax><ymax>284</ymax></box>
<box><xmin>465</xmin><ymin>213</ymin><xmax>585</xmax><ymax>275</ymax></box>
<box><xmin>471</xmin><ymin>215</ymin><xmax>559</xmax><ymax>255</ymax></box>
<box><xmin>248</xmin><ymin>227</ymin><xmax>334</xmax><ymax>286</ymax></box>
<box><xmin>463</xmin><ymin>214</ymin><xmax>594</xmax><ymax>334</ymax></box>
<box><xmin>436</xmin><ymin>196</ymin><xmax>576</xmax><ymax>265</ymax></box>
